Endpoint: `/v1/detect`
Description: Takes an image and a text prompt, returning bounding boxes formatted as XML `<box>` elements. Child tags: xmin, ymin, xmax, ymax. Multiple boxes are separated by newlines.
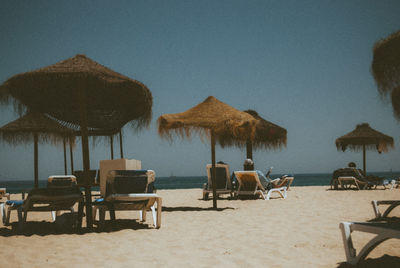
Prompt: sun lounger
<box><xmin>372</xmin><ymin>200</ymin><xmax>400</xmax><ymax>219</ymax></box>
<box><xmin>92</xmin><ymin>170</ymin><xmax>162</xmax><ymax>228</ymax></box>
<box><xmin>2</xmin><ymin>186</ymin><xmax>84</xmax><ymax>230</ymax></box>
<box><xmin>234</xmin><ymin>171</ymin><xmax>287</xmax><ymax>200</ymax></box>
<box><xmin>270</xmin><ymin>176</ymin><xmax>294</xmax><ymax>190</ymax></box>
<box><xmin>339</xmin><ymin>220</ymin><xmax>400</xmax><ymax>265</ymax></box>
<box><xmin>337</xmin><ymin>176</ymin><xmax>370</xmax><ymax>190</ymax></box>
<box><xmin>203</xmin><ymin>163</ymin><xmax>233</xmax><ymax>200</ymax></box>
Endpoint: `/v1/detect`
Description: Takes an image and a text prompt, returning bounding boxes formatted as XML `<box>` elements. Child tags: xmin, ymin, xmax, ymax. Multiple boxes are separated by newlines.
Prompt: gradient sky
<box><xmin>1</xmin><ymin>0</ymin><xmax>400</xmax><ymax>180</ymax></box>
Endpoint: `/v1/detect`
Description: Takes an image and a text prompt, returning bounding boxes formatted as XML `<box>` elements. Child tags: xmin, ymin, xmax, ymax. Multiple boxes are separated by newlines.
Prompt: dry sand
<box><xmin>1</xmin><ymin>186</ymin><xmax>399</xmax><ymax>267</ymax></box>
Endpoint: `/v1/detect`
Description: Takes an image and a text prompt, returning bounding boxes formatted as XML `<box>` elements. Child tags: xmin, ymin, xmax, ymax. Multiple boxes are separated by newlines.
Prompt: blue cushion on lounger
<box><xmin>93</xmin><ymin>198</ymin><xmax>105</xmax><ymax>203</ymax></box>
<box><xmin>6</xmin><ymin>200</ymin><xmax>24</xmax><ymax>207</ymax></box>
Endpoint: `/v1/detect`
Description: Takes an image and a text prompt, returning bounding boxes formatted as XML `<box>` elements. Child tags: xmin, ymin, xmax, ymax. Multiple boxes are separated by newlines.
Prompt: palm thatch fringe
<box><xmin>371</xmin><ymin>30</ymin><xmax>400</xmax><ymax>119</ymax></box>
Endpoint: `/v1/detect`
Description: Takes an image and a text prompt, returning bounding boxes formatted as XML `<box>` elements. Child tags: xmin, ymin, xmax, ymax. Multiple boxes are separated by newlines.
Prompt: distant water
<box><xmin>1</xmin><ymin>171</ymin><xmax>399</xmax><ymax>194</ymax></box>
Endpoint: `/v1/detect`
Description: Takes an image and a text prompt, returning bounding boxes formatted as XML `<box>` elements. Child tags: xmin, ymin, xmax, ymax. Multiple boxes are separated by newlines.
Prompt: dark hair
<box><xmin>348</xmin><ymin>162</ymin><xmax>356</xmax><ymax>168</ymax></box>
<box><xmin>243</xmin><ymin>158</ymin><xmax>254</xmax><ymax>171</ymax></box>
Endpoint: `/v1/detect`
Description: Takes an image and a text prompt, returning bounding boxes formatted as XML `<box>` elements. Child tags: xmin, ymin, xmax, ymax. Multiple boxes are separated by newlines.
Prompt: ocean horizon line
<box><xmin>1</xmin><ymin>170</ymin><xmax>399</xmax><ymax>182</ymax></box>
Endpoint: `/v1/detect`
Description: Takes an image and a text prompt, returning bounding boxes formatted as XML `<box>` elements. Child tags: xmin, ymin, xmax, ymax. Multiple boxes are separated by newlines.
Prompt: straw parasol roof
<box><xmin>242</xmin><ymin>110</ymin><xmax>287</xmax><ymax>163</ymax></box>
<box><xmin>0</xmin><ymin>54</ymin><xmax>152</xmax><ymax>130</ymax></box>
<box><xmin>0</xmin><ymin>111</ymin><xmax>75</xmax><ymax>145</ymax></box>
<box><xmin>158</xmin><ymin>96</ymin><xmax>257</xmax><ymax>209</ymax></box>
<box><xmin>335</xmin><ymin>123</ymin><xmax>394</xmax><ymax>174</ymax></box>
<box><xmin>0</xmin><ymin>111</ymin><xmax>76</xmax><ymax>188</ymax></box>
<box><xmin>0</xmin><ymin>54</ymin><xmax>152</xmax><ymax>229</ymax></box>
<box><xmin>243</xmin><ymin>110</ymin><xmax>287</xmax><ymax>149</ymax></box>
<box><xmin>158</xmin><ymin>96</ymin><xmax>256</xmax><ymax>142</ymax></box>
<box><xmin>371</xmin><ymin>30</ymin><xmax>400</xmax><ymax>119</ymax></box>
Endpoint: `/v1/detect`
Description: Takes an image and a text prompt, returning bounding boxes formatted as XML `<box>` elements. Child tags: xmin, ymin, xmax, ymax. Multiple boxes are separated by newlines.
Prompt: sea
<box><xmin>1</xmin><ymin>171</ymin><xmax>399</xmax><ymax>194</ymax></box>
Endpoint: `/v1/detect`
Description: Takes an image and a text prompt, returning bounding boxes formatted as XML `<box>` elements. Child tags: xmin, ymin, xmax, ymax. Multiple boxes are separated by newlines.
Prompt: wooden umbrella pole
<box><xmin>363</xmin><ymin>144</ymin><xmax>366</xmax><ymax>175</ymax></box>
<box><xmin>34</xmin><ymin>132</ymin><xmax>39</xmax><ymax>188</ymax></box>
<box><xmin>211</xmin><ymin>130</ymin><xmax>217</xmax><ymax>209</ymax></box>
<box><xmin>119</xmin><ymin>130</ymin><xmax>124</xmax><ymax>158</ymax></box>
<box><xmin>69</xmin><ymin>141</ymin><xmax>74</xmax><ymax>174</ymax></box>
<box><xmin>63</xmin><ymin>137</ymin><xmax>67</xmax><ymax>175</ymax></box>
<box><xmin>246</xmin><ymin>139</ymin><xmax>253</xmax><ymax>161</ymax></box>
<box><xmin>78</xmin><ymin>88</ymin><xmax>93</xmax><ymax>229</ymax></box>
<box><xmin>110</xmin><ymin>135</ymin><xmax>114</xmax><ymax>160</ymax></box>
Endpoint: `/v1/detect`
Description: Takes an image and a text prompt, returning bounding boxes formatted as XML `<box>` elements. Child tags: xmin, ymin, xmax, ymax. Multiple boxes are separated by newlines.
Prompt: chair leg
<box><xmin>92</xmin><ymin>206</ymin><xmax>98</xmax><ymax>222</ymax></box>
<box><xmin>5</xmin><ymin>206</ymin><xmax>12</xmax><ymax>225</ymax></box>
<box><xmin>77</xmin><ymin>201</ymin><xmax>84</xmax><ymax>230</ymax></box>
<box><xmin>140</xmin><ymin>209</ymin><xmax>147</xmax><ymax>222</ymax></box>
<box><xmin>17</xmin><ymin>207</ymin><xmax>26</xmax><ymax>230</ymax></box>
<box><xmin>151</xmin><ymin>206</ymin><xmax>156</xmax><ymax>227</ymax></box>
<box><xmin>155</xmin><ymin>198</ymin><xmax>162</xmax><ymax>228</ymax></box>
<box><xmin>0</xmin><ymin>203</ymin><xmax>4</xmax><ymax>225</ymax></box>
<box><xmin>340</xmin><ymin>222</ymin><xmax>357</xmax><ymax>264</ymax></box>
<box><xmin>51</xmin><ymin>211</ymin><xmax>57</xmax><ymax>222</ymax></box>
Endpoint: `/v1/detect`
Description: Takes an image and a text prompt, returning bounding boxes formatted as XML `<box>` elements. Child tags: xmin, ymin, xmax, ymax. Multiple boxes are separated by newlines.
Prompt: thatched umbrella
<box><xmin>0</xmin><ymin>54</ymin><xmax>152</xmax><ymax>228</ymax></box>
<box><xmin>158</xmin><ymin>96</ymin><xmax>256</xmax><ymax>209</ymax></box>
<box><xmin>371</xmin><ymin>30</ymin><xmax>400</xmax><ymax>120</ymax></box>
<box><xmin>243</xmin><ymin>110</ymin><xmax>287</xmax><ymax>164</ymax></box>
<box><xmin>335</xmin><ymin>123</ymin><xmax>394</xmax><ymax>175</ymax></box>
<box><xmin>0</xmin><ymin>111</ymin><xmax>75</xmax><ymax>188</ymax></box>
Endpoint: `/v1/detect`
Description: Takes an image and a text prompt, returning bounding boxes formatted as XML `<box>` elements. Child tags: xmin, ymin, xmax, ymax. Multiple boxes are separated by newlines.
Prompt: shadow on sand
<box><xmin>0</xmin><ymin>212</ymin><xmax>159</xmax><ymax>236</ymax></box>
<box><xmin>336</xmin><ymin>254</ymin><xmax>400</xmax><ymax>268</ymax></box>
<box><xmin>162</xmin><ymin>206</ymin><xmax>234</xmax><ymax>212</ymax></box>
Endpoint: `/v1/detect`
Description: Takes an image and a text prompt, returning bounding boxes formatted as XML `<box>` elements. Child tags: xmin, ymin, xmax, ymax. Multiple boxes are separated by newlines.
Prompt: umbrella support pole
<box><xmin>211</xmin><ymin>131</ymin><xmax>217</xmax><ymax>209</ymax></box>
<box><xmin>119</xmin><ymin>130</ymin><xmax>124</xmax><ymax>158</ymax></box>
<box><xmin>34</xmin><ymin>133</ymin><xmax>39</xmax><ymax>188</ymax></box>
<box><xmin>70</xmin><ymin>142</ymin><xmax>74</xmax><ymax>174</ymax></box>
<box><xmin>110</xmin><ymin>135</ymin><xmax>114</xmax><ymax>160</ymax></box>
<box><xmin>63</xmin><ymin>137</ymin><xmax>67</xmax><ymax>175</ymax></box>
<box><xmin>78</xmin><ymin>88</ymin><xmax>93</xmax><ymax>229</ymax></box>
<box><xmin>363</xmin><ymin>144</ymin><xmax>366</xmax><ymax>175</ymax></box>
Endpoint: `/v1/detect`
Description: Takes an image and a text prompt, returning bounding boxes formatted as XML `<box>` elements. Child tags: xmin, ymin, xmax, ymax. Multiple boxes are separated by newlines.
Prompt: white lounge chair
<box><xmin>339</xmin><ymin>221</ymin><xmax>400</xmax><ymax>265</ymax></box>
<box><xmin>92</xmin><ymin>170</ymin><xmax>162</xmax><ymax>228</ymax></box>
<box><xmin>372</xmin><ymin>200</ymin><xmax>400</xmax><ymax>219</ymax></box>
<box><xmin>203</xmin><ymin>163</ymin><xmax>233</xmax><ymax>200</ymax></box>
<box><xmin>234</xmin><ymin>171</ymin><xmax>287</xmax><ymax>200</ymax></box>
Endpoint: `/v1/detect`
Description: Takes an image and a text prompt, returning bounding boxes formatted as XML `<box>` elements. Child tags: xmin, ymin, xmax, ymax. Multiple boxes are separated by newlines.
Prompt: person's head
<box><xmin>243</xmin><ymin>158</ymin><xmax>254</xmax><ymax>171</ymax></box>
<box><xmin>217</xmin><ymin>161</ymin><xmax>226</xmax><ymax>165</ymax></box>
<box><xmin>348</xmin><ymin>162</ymin><xmax>356</xmax><ymax>168</ymax></box>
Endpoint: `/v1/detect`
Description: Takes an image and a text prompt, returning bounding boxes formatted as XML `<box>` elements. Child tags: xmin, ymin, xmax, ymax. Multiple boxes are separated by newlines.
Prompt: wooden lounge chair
<box><xmin>2</xmin><ymin>186</ymin><xmax>84</xmax><ymax>230</ymax></box>
<box><xmin>339</xmin><ymin>221</ymin><xmax>400</xmax><ymax>265</ymax></box>
<box><xmin>203</xmin><ymin>163</ymin><xmax>233</xmax><ymax>200</ymax></box>
<box><xmin>92</xmin><ymin>170</ymin><xmax>162</xmax><ymax>229</ymax></box>
<box><xmin>234</xmin><ymin>171</ymin><xmax>287</xmax><ymax>200</ymax></box>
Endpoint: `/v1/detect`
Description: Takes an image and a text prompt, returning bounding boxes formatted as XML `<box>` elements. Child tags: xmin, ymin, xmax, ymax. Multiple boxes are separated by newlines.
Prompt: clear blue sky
<box><xmin>1</xmin><ymin>0</ymin><xmax>400</xmax><ymax>179</ymax></box>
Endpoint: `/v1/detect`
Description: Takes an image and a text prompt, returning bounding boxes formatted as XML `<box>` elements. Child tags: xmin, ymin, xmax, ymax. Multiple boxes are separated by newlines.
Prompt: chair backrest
<box><xmin>234</xmin><ymin>171</ymin><xmax>265</xmax><ymax>192</ymax></box>
<box><xmin>206</xmin><ymin>164</ymin><xmax>230</xmax><ymax>190</ymax></box>
<box><xmin>72</xmin><ymin>170</ymin><xmax>98</xmax><ymax>185</ymax></box>
<box><xmin>47</xmin><ymin>175</ymin><xmax>77</xmax><ymax>188</ymax></box>
<box><xmin>105</xmin><ymin>170</ymin><xmax>155</xmax><ymax>197</ymax></box>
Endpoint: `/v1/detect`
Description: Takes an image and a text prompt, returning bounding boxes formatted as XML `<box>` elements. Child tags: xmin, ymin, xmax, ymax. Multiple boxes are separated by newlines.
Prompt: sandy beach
<box><xmin>1</xmin><ymin>186</ymin><xmax>399</xmax><ymax>267</ymax></box>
